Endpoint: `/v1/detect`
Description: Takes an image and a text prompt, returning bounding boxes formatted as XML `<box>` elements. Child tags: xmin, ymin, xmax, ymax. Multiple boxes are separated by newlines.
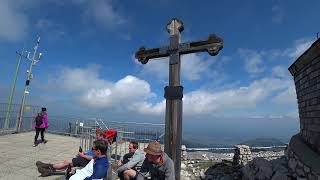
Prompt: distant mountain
<box><xmin>182</xmin><ymin>136</ymin><xmax>287</xmax><ymax>148</ymax></box>
<box><xmin>240</xmin><ymin>138</ymin><xmax>287</xmax><ymax>147</ymax></box>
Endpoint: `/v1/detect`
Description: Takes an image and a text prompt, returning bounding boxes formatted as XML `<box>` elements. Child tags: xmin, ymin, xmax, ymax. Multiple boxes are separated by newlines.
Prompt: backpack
<box><xmin>35</xmin><ymin>113</ymin><xmax>43</xmax><ymax>126</ymax></box>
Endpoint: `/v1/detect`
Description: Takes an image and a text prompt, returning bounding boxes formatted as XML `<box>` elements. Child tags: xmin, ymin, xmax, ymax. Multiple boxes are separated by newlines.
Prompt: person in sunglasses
<box><xmin>36</xmin><ymin>130</ymin><xmax>107</xmax><ymax>176</ymax></box>
<box><xmin>69</xmin><ymin>139</ymin><xmax>109</xmax><ymax>180</ymax></box>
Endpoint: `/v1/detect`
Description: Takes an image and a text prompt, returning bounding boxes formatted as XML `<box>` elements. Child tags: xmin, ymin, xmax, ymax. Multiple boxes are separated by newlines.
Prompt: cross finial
<box><xmin>166</xmin><ymin>18</ymin><xmax>184</xmax><ymax>35</ymax></box>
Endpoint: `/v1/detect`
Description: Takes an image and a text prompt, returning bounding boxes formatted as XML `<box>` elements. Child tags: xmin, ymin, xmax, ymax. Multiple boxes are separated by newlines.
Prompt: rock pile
<box><xmin>233</xmin><ymin>145</ymin><xmax>252</xmax><ymax>166</ymax></box>
<box><xmin>182</xmin><ymin>145</ymin><xmax>187</xmax><ymax>161</ymax></box>
<box><xmin>181</xmin><ymin>160</ymin><xmax>205</xmax><ymax>180</ymax></box>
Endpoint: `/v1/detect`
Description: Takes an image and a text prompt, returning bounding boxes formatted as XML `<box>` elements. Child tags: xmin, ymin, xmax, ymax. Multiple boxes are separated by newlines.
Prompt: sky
<box><xmin>1</xmin><ymin>0</ymin><xmax>319</xmax><ymax>142</ymax></box>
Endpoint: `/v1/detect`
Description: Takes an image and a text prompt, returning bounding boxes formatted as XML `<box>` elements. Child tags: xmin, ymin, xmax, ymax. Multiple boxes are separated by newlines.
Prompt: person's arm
<box><xmin>164</xmin><ymin>160</ymin><xmax>175</xmax><ymax>180</ymax></box>
<box><xmin>117</xmin><ymin>152</ymin><xmax>144</xmax><ymax>172</ymax></box>
<box><xmin>136</xmin><ymin>159</ymin><xmax>150</xmax><ymax>180</ymax></box>
<box><xmin>43</xmin><ymin>114</ymin><xmax>48</xmax><ymax>128</ymax></box>
<box><xmin>79</xmin><ymin>152</ymin><xmax>93</xmax><ymax>161</ymax></box>
<box><xmin>86</xmin><ymin>161</ymin><xmax>109</xmax><ymax>180</ymax></box>
<box><xmin>69</xmin><ymin>159</ymin><xmax>94</xmax><ymax>180</ymax></box>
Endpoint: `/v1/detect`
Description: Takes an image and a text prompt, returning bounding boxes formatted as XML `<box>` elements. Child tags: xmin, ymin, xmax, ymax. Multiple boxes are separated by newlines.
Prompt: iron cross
<box><xmin>135</xmin><ymin>18</ymin><xmax>223</xmax><ymax>180</ymax></box>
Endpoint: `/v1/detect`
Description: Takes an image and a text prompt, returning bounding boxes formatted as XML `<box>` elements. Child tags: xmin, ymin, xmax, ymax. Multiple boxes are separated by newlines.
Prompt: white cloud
<box><xmin>130</xmin><ymin>101</ymin><xmax>165</xmax><ymax>115</ymax></box>
<box><xmin>286</xmin><ymin>111</ymin><xmax>299</xmax><ymax>119</ymax></box>
<box><xmin>238</xmin><ymin>48</ymin><xmax>265</xmax><ymax>74</ymax></box>
<box><xmin>271</xmin><ymin>65</ymin><xmax>290</xmax><ymax>78</ymax></box>
<box><xmin>182</xmin><ymin>77</ymin><xmax>291</xmax><ymax>115</ymax></box>
<box><xmin>51</xmin><ymin>65</ymin><xmax>157</xmax><ymax>112</ymax></box>
<box><xmin>81</xmin><ymin>75</ymin><xmax>154</xmax><ymax>108</ymax></box>
<box><xmin>56</xmin><ymin>65</ymin><xmax>110</xmax><ymax>92</ymax></box>
<box><xmin>140</xmin><ymin>54</ymin><xmax>215</xmax><ymax>81</ymax></box>
<box><xmin>272</xmin><ymin>83</ymin><xmax>297</xmax><ymax>105</ymax></box>
<box><xmin>283</xmin><ymin>38</ymin><xmax>314</xmax><ymax>59</ymax></box>
<box><xmin>0</xmin><ymin>0</ymin><xmax>29</xmax><ymax>42</ymax></box>
<box><xmin>47</xmin><ymin>63</ymin><xmax>297</xmax><ymax>117</ymax></box>
<box><xmin>73</xmin><ymin>0</ymin><xmax>125</xmax><ymax>29</ymax></box>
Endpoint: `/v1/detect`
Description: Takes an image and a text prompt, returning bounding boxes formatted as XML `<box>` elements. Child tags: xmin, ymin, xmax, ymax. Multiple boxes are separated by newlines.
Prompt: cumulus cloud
<box><xmin>286</xmin><ymin>111</ymin><xmax>299</xmax><ymax>119</ymax></box>
<box><xmin>0</xmin><ymin>0</ymin><xmax>29</xmax><ymax>41</ymax></box>
<box><xmin>50</xmin><ymin>65</ymin><xmax>157</xmax><ymax>113</ymax></box>
<box><xmin>238</xmin><ymin>48</ymin><xmax>265</xmax><ymax>74</ymax></box>
<box><xmin>283</xmin><ymin>38</ymin><xmax>314</xmax><ymax>59</ymax></box>
<box><xmin>140</xmin><ymin>54</ymin><xmax>215</xmax><ymax>81</ymax></box>
<box><xmin>272</xmin><ymin>83</ymin><xmax>297</xmax><ymax>105</ymax></box>
<box><xmin>271</xmin><ymin>65</ymin><xmax>290</xmax><ymax>78</ymax></box>
<box><xmin>81</xmin><ymin>75</ymin><xmax>154</xmax><ymax>108</ymax></box>
<box><xmin>238</xmin><ymin>37</ymin><xmax>314</xmax><ymax>76</ymax></box>
<box><xmin>183</xmin><ymin>77</ymin><xmax>291</xmax><ymax>115</ymax></box>
<box><xmin>73</xmin><ymin>0</ymin><xmax>125</xmax><ymax>29</ymax></box>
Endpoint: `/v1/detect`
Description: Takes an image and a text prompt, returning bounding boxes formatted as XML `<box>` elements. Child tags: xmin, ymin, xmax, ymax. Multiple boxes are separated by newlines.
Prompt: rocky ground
<box><xmin>181</xmin><ymin>150</ymin><xmax>295</xmax><ymax>180</ymax></box>
<box><xmin>187</xmin><ymin>150</ymin><xmax>284</xmax><ymax>161</ymax></box>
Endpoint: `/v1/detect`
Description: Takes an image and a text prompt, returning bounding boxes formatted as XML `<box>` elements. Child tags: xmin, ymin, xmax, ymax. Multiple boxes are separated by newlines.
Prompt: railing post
<box><xmin>75</xmin><ymin>121</ymin><xmax>78</xmax><ymax>136</ymax></box>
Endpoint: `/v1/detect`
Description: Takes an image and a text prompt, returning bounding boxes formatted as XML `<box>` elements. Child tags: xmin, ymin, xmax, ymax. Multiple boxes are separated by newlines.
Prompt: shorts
<box><xmin>72</xmin><ymin>156</ymin><xmax>90</xmax><ymax>167</ymax></box>
<box><xmin>118</xmin><ymin>169</ymin><xmax>138</xmax><ymax>179</ymax></box>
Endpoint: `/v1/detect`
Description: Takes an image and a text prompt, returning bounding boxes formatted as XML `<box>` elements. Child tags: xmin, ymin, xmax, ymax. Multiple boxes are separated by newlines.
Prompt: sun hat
<box><xmin>144</xmin><ymin>141</ymin><xmax>163</xmax><ymax>156</ymax></box>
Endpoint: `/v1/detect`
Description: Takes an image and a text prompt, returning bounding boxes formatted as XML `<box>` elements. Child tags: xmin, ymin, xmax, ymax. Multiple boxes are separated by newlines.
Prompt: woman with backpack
<box><xmin>33</xmin><ymin>107</ymin><xmax>48</xmax><ymax>147</ymax></box>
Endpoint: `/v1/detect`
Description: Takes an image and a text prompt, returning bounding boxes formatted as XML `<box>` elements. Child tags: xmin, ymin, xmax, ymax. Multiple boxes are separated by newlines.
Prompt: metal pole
<box><xmin>17</xmin><ymin>36</ymin><xmax>41</xmax><ymax>132</ymax></box>
<box><xmin>4</xmin><ymin>48</ymin><xmax>24</xmax><ymax>129</ymax></box>
<box><xmin>164</xmin><ymin>19</ymin><xmax>182</xmax><ymax>180</ymax></box>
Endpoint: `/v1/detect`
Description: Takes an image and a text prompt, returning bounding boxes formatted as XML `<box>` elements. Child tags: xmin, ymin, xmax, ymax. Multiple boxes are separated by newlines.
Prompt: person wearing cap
<box><xmin>137</xmin><ymin>141</ymin><xmax>175</xmax><ymax>180</ymax></box>
<box><xmin>33</xmin><ymin>107</ymin><xmax>49</xmax><ymax>147</ymax></box>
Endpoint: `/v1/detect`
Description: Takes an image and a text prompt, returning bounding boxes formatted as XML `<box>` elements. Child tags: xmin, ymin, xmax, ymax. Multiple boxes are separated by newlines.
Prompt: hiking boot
<box><xmin>36</xmin><ymin>161</ymin><xmax>55</xmax><ymax>171</ymax></box>
<box><xmin>33</xmin><ymin>143</ymin><xmax>38</xmax><ymax>147</ymax></box>
<box><xmin>38</xmin><ymin>166</ymin><xmax>53</xmax><ymax>177</ymax></box>
<box><xmin>42</xmin><ymin>139</ymin><xmax>48</xmax><ymax>144</ymax></box>
<box><xmin>65</xmin><ymin>165</ymin><xmax>72</xmax><ymax>179</ymax></box>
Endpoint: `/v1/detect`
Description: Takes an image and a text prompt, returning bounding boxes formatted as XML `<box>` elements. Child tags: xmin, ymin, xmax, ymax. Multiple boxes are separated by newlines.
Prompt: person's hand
<box><xmin>117</xmin><ymin>160</ymin><xmax>122</xmax><ymax>166</ymax></box>
<box><xmin>79</xmin><ymin>152</ymin><xmax>85</xmax><ymax>157</ymax></box>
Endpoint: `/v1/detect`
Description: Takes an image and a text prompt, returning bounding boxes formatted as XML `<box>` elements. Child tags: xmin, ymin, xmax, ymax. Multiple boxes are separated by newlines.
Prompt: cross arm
<box><xmin>179</xmin><ymin>34</ymin><xmax>223</xmax><ymax>56</ymax></box>
<box><xmin>135</xmin><ymin>47</ymin><xmax>169</xmax><ymax>64</ymax></box>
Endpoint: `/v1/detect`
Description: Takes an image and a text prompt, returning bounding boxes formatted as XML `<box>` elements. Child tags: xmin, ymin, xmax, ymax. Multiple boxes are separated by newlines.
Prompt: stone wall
<box><xmin>288</xmin><ymin>38</ymin><xmax>320</xmax><ymax>179</ymax></box>
<box><xmin>288</xmin><ymin>38</ymin><xmax>320</xmax><ymax>152</ymax></box>
<box><xmin>286</xmin><ymin>135</ymin><xmax>320</xmax><ymax>179</ymax></box>
<box><xmin>233</xmin><ymin>145</ymin><xmax>252</xmax><ymax>166</ymax></box>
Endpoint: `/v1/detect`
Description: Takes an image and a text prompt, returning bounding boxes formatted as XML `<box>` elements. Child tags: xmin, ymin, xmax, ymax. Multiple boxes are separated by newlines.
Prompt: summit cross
<box><xmin>135</xmin><ymin>18</ymin><xmax>223</xmax><ymax>180</ymax></box>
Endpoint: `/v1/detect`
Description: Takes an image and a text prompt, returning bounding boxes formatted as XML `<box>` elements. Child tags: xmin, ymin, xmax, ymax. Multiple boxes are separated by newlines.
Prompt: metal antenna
<box><xmin>16</xmin><ymin>36</ymin><xmax>43</xmax><ymax>132</ymax></box>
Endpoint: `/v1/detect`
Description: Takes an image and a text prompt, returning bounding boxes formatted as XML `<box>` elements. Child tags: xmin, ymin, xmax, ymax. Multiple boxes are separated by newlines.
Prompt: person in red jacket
<box><xmin>33</xmin><ymin>107</ymin><xmax>48</xmax><ymax>147</ymax></box>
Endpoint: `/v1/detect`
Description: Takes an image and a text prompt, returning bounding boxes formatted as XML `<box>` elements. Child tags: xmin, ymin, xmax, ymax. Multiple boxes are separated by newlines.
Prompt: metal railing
<box><xmin>77</xmin><ymin>118</ymin><xmax>165</xmax><ymax>162</ymax></box>
<box><xmin>0</xmin><ymin>103</ymin><xmax>40</xmax><ymax>132</ymax></box>
<box><xmin>0</xmin><ymin>103</ymin><xmax>165</xmax><ymax>163</ymax></box>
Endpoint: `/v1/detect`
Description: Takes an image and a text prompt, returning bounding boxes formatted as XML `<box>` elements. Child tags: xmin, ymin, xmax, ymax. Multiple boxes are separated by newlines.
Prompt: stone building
<box><xmin>288</xmin><ymin>38</ymin><xmax>320</xmax><ymax>179</ymax></box>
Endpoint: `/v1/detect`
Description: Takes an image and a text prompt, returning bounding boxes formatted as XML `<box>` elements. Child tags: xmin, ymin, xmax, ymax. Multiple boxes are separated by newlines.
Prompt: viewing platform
<box><xmin>0</xmin><ymin>132</ymin><xmax>81</xmax><ymax>179</ymax></box>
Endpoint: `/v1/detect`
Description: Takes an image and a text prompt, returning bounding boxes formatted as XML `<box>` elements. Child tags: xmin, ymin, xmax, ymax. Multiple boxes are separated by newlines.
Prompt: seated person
<box><xmin>36</xmin><ymin>130</ymin><xmax>106</xmax><ymax>176</ymax></box>
<box><xmin>69</xmin><ymin>140</ymin><xmax>109</xmax><ymax>180</ymax></box>
<box><xmin>117</xmin><ymin>141</ymin><xmax>145</xmax><ymax>180</ymax></box>
<box><xmin>137</xmin><ymin>141</ymin><xmax>175</xmax><ymax>180</ymax></box>
<box><xmin>121</xmin><ymin>152</ymin><xmax>134</xmax><ymax>165</ymax></box>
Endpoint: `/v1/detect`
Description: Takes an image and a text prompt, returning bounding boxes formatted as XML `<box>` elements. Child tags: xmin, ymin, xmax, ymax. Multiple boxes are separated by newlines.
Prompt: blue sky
<box><xmin>1</xmin><ymin>0</ymin><xmax>319</xmax><ymax>141</ymax></box>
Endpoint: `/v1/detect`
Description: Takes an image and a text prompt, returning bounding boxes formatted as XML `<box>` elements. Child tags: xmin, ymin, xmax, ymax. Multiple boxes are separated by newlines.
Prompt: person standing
<box><xmin>33</xmin><ymin>107</ymin><xmax>48</xmax><ymax>147</ymax></box>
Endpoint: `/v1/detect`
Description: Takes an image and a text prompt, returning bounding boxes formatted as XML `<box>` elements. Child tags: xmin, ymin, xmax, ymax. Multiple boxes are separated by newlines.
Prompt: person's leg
<box><xmin>118</xmin><ymin>171</ymin><xmax>124</xmax><ymax>180</ymax></box>
<box><xmin>34</xmin><ymin>128</ymin><xmax>40</xmax><ymax>144</ymax></box>
<box><xmin>40</xmin><ymin>128</ymin><xmax>46</xmax><ymax>142</ymax></box>
<box><xmin>123</xmin><ymin>169</ymin><xmax>137</xmax><ymax>180</ymax></box>
<box><xmin>52</xmin><ymin>159</ymin><xmax>72</xmax><ymax>170</ymax></box>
